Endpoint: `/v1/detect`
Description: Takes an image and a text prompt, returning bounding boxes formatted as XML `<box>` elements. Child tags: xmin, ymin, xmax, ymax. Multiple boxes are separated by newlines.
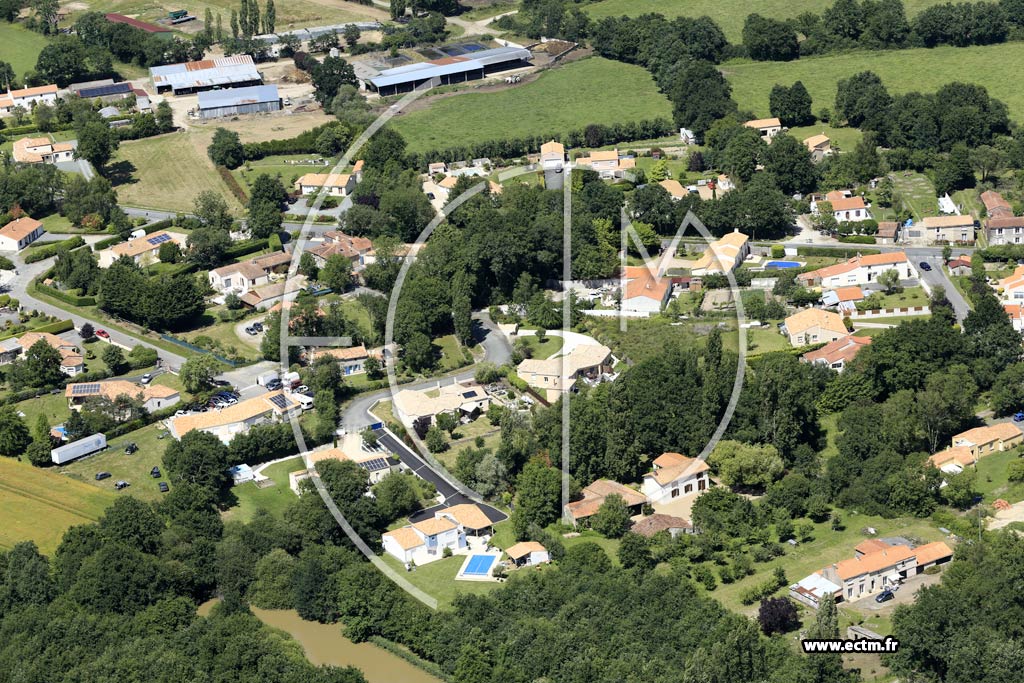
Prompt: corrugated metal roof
<box><xmin>369</xmin><ymin>46</ymin><xmax>531</xmax><ymax>88</ymax></box>
<box><xmin>197</xmin><ymin>84</ymin><xmax>279</xmax><ymax>109</ymax></box>
<box><xmin>150</xmin><ymin>55</ymin><xmax>260</xmax><ymax>91</ymax></box>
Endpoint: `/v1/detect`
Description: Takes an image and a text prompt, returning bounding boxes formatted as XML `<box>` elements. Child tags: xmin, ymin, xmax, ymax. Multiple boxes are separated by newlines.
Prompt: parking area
<box><xmin>845</xmin><ymin>569</ymin><xmax>946</xmax><ymax>615</ymax></box>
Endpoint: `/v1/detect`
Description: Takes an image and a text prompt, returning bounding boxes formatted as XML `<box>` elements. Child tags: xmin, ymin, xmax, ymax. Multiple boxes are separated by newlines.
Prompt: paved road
<box><xmin>908</xmin><ymin>249</ymin><xmax>971</xmax><ymax>324</ymax></box>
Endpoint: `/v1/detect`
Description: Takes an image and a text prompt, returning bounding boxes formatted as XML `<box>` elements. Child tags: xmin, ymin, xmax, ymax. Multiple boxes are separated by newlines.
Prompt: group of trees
<box><xmin>73</xmin><ymin>12</ymin><xmax>204</xmax><ymax>71</ymax></box>
<box><xmin>99</xmin><ymin>257</ymin><xmax>205</xmax><ymax>330</ymax></box>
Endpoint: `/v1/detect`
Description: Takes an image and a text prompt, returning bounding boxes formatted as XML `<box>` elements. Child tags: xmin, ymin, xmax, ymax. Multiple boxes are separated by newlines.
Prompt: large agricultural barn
<box><xmin>197</xmin><ymin>85</ymin><xmax>281</xmax><ymax>119</ymax></box>
<box><xmin>363</xmin><ymin>46</ymin><xmax>532</xmax><ymax>96</ymax></box>
<box><xmin>150</xmin><ymin>55</ymin><xmax>263</xmax><ymax>95</ymax></box>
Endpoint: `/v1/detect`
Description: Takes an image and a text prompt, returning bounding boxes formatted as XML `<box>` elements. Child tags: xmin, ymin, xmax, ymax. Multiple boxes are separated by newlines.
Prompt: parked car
<box><xmin>1014</xmin><ymin>412</ymin><xmax>1024</xmax><ymax>422</ymax></box>
<box><xmin>95</xmin><ymin>329</ymin><xmax>110</xmax><ymax>339</ymax></box>
<box><xmin>283</xmin><ymin>98</ymin><xmax>291</xmax><ymax>106</ymax></box>
<box><xmin>245</xmin><ymin>327</ymin><xmax>258</xmax><ymax>336</ymax></box>
<box><xmin>95</xmin><ymin>471</ymin><xmax>112</xmax><ymax>481</ymax></box>
<box><xmin>158</xmin><ymin>482</ymin><xmax>169</xmax><ymax>493</ymax></box>
<box><xmin>114</xmin><ymin>480</ymin><xmax>130</xmax><ymax>490</ymax></box>
<box><xmin>151</xmin><ymin>466</ymin><xmax>161</xmax><ymax>478</ymax></box>
<box><xmin>124</xmin><ymin>442</ymin><xmax>138</xmax><ymax>454</ymax></box>
<box><xmin>140</xmin><ymin>373</ymin><xmax>153</xmax><ymax>384</ymax></box>
<box><xmin>266</xmin><ymin>379</ymin><xmax>283</xmax><ymax>391</ymax></box>
<box><xmin>252</xmin><ymin>322</ymin><xmax>263</xmax><ymax>332</ymax></box>
<box><xmin>875</xmin><ymin>590</ymin><xmax>895</xmax><ymax>603</ymax></box>
<box><xmin>919</xmin><ymin>261</ymin><xmax>932</xmax><ymax>271</ymax></box>
<box><xmin>295</xmin><ymin>385</ymin><xmax>309</xmax><ymax>394</ymax></box>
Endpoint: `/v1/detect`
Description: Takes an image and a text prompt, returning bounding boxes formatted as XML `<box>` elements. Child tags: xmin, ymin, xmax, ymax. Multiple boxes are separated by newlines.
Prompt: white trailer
<box><xmin>256</xmin><ymin>371</ymin><xmax>279</xmax><ymax>386</ymax></box>
<box><xmin>51</xmin><ymin>433</ymin><xmax>107</xmax><ymax>465</ymax></box>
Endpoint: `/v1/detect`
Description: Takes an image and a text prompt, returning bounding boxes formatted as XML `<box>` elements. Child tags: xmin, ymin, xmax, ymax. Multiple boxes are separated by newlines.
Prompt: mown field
<box><xmin>0</xmin><ymin>23</ymin><xmax>49</xmax><ymax>78</ymax></box>
<box><xmin>723</xmin><ymin>42</ymin><xmax>1024</xmax><ymax>123</ymax></box>
<box><xmin>111</xmin><ymin>132</ymin><xmax>244</xmax><ymax>213</ymax></box>
<box><xmin>391</xmin><ymin>57</ymin><xmax>673</xmax><ymax>152</ymax></box>
<box><xmin>0</xmin><ymin>457</ymin><xmax>115</xmax><ymax>554</ymax></box>
<box><xmin>584</xmin><ymin>0</ymin><xmax>955</xmax><ymax>42</ymax></box>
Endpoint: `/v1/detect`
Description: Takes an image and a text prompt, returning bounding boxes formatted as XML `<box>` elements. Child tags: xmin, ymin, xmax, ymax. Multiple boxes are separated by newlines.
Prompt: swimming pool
<box><xmin>765</xmin><ymin>260</ymin><xmax>801</xmax><ymax>269</ymax></box>
<box><xmin>462</xmin><ymin>554</ymin><xmax>497</xmax><ymax>576</ymax></box>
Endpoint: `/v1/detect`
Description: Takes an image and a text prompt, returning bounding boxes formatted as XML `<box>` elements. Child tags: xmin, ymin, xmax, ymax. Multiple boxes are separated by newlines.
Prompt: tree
<box><xmin>934</xmin><ymin>143</ymin><xmax>976</xmax><ymax>195</ymax></box>
<box><xmin>155</xmin><ymin>100</ymin><xmax>174</xmax><ymax>133</ymax></box>
<box><xmin>319</xmin><ymin>253</ymin><xmax>352</xmax><ymax>291</ymax></box>
<box><xmin>99</xmin><ymin>496</ymin><xmax>163</xmax><ymax>553</ymax></box>
<box><xmin>187</xmin><ymin>227</ymin><xmax>231</xmax><ymax>268</ymax></box>
<box><xmin>311</xmin><ymin>56</ymin><xmax>357</xmax><ymax>105</ymax></box>
<box><xmin>721</xmin><ymin>128</ymin><xmax>764</xmax><ymax>183</ymax></box>
<box><xmin>511</xmin><ymin>461</ymin><xmax>562</xmax><ymax>539</ymax></box>
<box><xmin>372</xmin><ymin>472</ymin><xmax>421</xmax><ymax>521</ymax></box>
<box><xmin>80</xmin><ymin>322</ymin><xmax>95</xmax><ymax>340</ymax></box>
<box><xmin>179</xmin><ymin>354</ymin><xmax>221</xmax><ymax>392</ymax></box>
<box><xmin>877</xmin><ymin>268</ymin><xmax>902</xmax><ymax>294</ymax></box>
<box><xmin>0</xmin><ymin>406</ymin><xmax>31</xmax><ymax>458</ymax></box>
<box><xmin>435</xmin><ymin>411</ymin><xmax>458</xmax><ymax>435</ymax></box>
<box><xmin>990</xmin><ymin>363</ymin><xmax>1024</xmax><ymax>416</ymax></box>
<box><xmin>248</xmin><ymin>199</ymin><xmax>282</xmax><ymax>239</ymax></box>
<box><xmin>101</xmin><ymin>344</ymin><xmax>126</xmax><ymax>374</ymax></box>
<box><xmin>252</xmin><ymin>548</ymin><xmax>295</xmax><ymax>609</ymax></box>
<box><xmin>743</xmin><ymin>14</ymin><xmax>799</xmax><ymax>61</ymax></box>
<box><xmin>158</xmin><ymin>240</ymin><xmax>181</xmax><ymax>264</ymax></box>
<box><xmin>769</xmin><ymin>81</ymin><xmax>814</xmax><ymax>126</ymax></box>
<box><xmin>298</xmin><ymin>252</ymin><xmax>319</xmax><ymax>280</ymax></box>
<box><xmin>263</xmin><ymin>0</ymin><xmax>275</xmax><ymax>34</ymax></box>
<box><xmin>230</xmin><ymin>8</ymin><xmax>238</xmax><ymax>38</ymax></box>
<box><xmin>390</xmin><ymin>0</ymin><xmax>405</xmax><ymax>19</ymax></box>
<box><xmin>343</xmin><ymin>24</ymin><xmax>360</xmax><ymax>49</ymax></box>
<box><xmin>762</xmin><ymin>133</ymin><xmax>817</xmax><ymax>194</ymax></box>
<box><xmin>194</xmin><ymin>190</ymin><xmax>234</xmax><ymax>231</ymax></box>
<box><xmin>709</xmin><ymin>440</ymin><xmax>785</xmax><ymax>489</ymax></box>
<box><xmin>835</xmin><ymin>70</ymin><xmax>891</xmax><ymax>131</ymax></box>
<box><xmin>757</xmin><ymin>597</ymin><xmax>799</xmax><ymax>635</ymax></box>
<box><xmin>75</xmin><ymin>120</ymin><xmax>119</xmax><ymax>170</ymax></box>
<box><xmin>617</xmin><ymin>531</ymin><xmax>654</xmax><ymax>570</ymax></box>
<box><xmin>359</xmin><ymin>127</ymin><xmax>407</xmax><ymax>171</ymax></box>
<box><xmin>425</xmin><ymin>426</ymin><xmax>447</xmax><ymax>453</ymax></box>
<box><xmin>208</xmin><ymin>128</ymin><xmax>244</xmax><ymax>169</ymax></box>
<box><xmin>668</xmin><ymin>60</ymin><xmax>737</xmax><ymax>138</ymax></box>
<box><xmin>590</xmin><ymin>493</ymin><xmax>631</xmax><ymax>538</ymax></box>
<box><xmin>163</xmin><ymin>430</ymin><xmax>230</xmax><ymax>491</ymax></box>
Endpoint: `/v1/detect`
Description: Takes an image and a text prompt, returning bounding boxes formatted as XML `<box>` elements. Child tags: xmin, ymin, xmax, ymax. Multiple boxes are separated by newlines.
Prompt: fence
<box><xmin>159</xmin><ymin>334</ymin><xmax>240</xmax><ymax>366</ymax></box>
<box><xmin>849</xmin><ymin>305</ymin><xmax>931</xmax><ymax>319</ymax></box>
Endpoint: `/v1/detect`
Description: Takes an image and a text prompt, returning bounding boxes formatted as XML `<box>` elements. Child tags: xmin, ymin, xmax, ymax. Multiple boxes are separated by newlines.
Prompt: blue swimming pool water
<box><xmin>765</xmin><ymin>260</ymin><xmax>801</xmax><ymax>269</ymax></box>
<box><xmin>461</xmin><ymin>43</ymin><xmax>485</xmax><ymax>52</ymax></box>
<box><xmin>463</xmin><ymin>554</ymin><xmax>496</xmax><ymax>575</ymax></box>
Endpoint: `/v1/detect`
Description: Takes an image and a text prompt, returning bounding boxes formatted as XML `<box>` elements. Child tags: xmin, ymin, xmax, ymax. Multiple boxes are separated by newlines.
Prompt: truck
<box><xmin>281</xmin><ymin>371</ymin><xmax>301</xmax><ymax>390</ymax></box>
<box><xmin>51</xmin><ymin>433</ymin><xmax>107</xmax><ymax>465</ymax></box>
<box><xmin>256</xmin><ymin>370</ymin><xmax>279</xmax><ymax>387</ymax></box>
<box><xmin>168</xmin><ymin>9</ymin><xmax>188</xmax><ymax>19</ymax></box>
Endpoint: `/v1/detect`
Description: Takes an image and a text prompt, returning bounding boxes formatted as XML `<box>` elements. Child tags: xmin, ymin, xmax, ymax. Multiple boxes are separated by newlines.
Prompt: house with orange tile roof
<box><xmin>0</xmin><ymin>84</ymin><xmax>58</xmax><ymax>116</ymax></box>
<box><xmin>803</xmin><ymin>134</ymin><xmax>831</xmax><ymax>162</ymax></box>
<box><xmin>927</xmin><ymin>446</ymin><xmax>977</xmax><ymax>474</ymax></box>
<box><xmin>11</xmin><ymin>137</ymin><xmax>75</xmax><ymax>165</ymax></box>
<box><xmin>782</xmin><ymin>308</ymin><xmax>848</xmax><ymax>347</ymax></box>
<box><xmin>641</xmin><ymin>452</ymin><xmax>710</xmax><ymax>504</ymax></box>
<box><xmin>564</xmin><ymin>479</ymin><xmax>647</xmax><ymax>527</ymax></box>
<box><xmin>996</xmin><ymin>265</ymin><xmax>1024</xmax><ymax>303</ymax></box>
<box><xmin>658</xmin><ymin>179</ymin><xmax>686</xmax><ymax>200</ymax></box>
<box><xmin>798</xmin><ymin>252</ymin><xmax>913</xmax><ymax>289</ymax></box>
<box><xmin>951</xmin><ymin>422</ymin><xmax>1023</xmax><ymax>458</ymax></box>
<box><xmin>505</xmin><ymin>541</ymin><xmax>550</xmax><ymax>567</ymax></box>
<box><xmin>436</xmin><ymin>503</ymin><xmax>495</xmax><ymax>537</ymax></box>
<box><xmin>1005</xmin><ymin>303</ymin><xmax>1024</xmax><ymax>332</ymax></box>
<box><xmin>311</xmin><ymin>344</ymin><xmax>370</xmax><ymax>376</ymax></box>
<box><xmin>16</xmin><ymin>331</ymin><xmax>83</xmax><ymax>376</ymax></box>
<box><xmin>208</xmin><ymin>252</ymin><xmax>290</xmax><ymax>294</ymax></box>
<box><xmin>631</xmin><ymin>513</ymin><xmax>693</xmax><ymax>538</ymax></box>
<box><xmin>382</xmin><ymin>516</ymin><xmax>463</xmax><ymax>564</ymax></box>
<box><xmin>0</xmin><ymin>216</ymin><xmax>45</xmax><ymax>252</ymax></box>
<box><xmin>982</xmin><ymin>190</ymin><xmax>1024</xmax><ymax>244</ymax></box>
<box><xmin>295</xmin><ymin>172</ymin><xmax>356</xmax><ymax>197</ymax></box>
<box><xmin>65</xmin><ymin>380</ymin><xmax>180</xmax><ymax>413</ymax></box>
<box><xmin>540</xmin><ymin>139</ymin><xmax>565</xmax><ymax>170</ymax></box>
<box><xmin>744</xmin><ymin>117</ymin><xmax>783</xmax><ymax>140</ymax></box>
<box><xmin>167</xmin><ymin>390</ymin><xmax>300</xmax><ymax>444</ymax></box>
<box><xmin>97</xmin><ymin>230</ymin><xmax>186</xmax><ymax>268</ymax></box>
<box><xmin>575</xmin><ymin>149</ymin><xmax>636</xmax><ymax>179</ymax></box>
<box><xmin>516</xmin><ymin>341</ymin><xmax>612</xmax><ymax>400</ymax></box>
<box><xmin>306</xmin><ymin>435</ymin><xmax>400</xmax><ymax>484</ymax></box>
<box><xmin>905</xmin><ymin>214</ymin><xmax>976</xmax><ymax>245</ymax></box>
<box><xmin>307</xmin><ymin>230</ymin><xmax>374</xmax><ymax>270</ymax></box>
<box><xmin>801</xmin><ymin>334</ymin><xmax>871</xmax><ymax>372</ymax></box>
<box><xmin>690</xmin><ymin>230</ymin><xmax>750</xmax><ymax>276</ymax></box>
<box><xmin>621</xmin><ymin>265</ymin><xmax>672</xmax><ymax>314</ymax></box>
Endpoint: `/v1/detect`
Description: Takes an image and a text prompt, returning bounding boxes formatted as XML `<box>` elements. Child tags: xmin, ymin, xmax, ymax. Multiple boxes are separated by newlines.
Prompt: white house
<box><xmin>826</xmin><ymin>196</ymin><xmax>871</xmax><ymax>223</ymax></box>
<box><xmin>803</xmin><ymin>134</ymin><xmax>832</xmax><ymax>162</ymax></box>
<box><xmin>641</xmin><ymin>452</ymin><xmax>711</xmax><ymax>504</ymax></box>
<box><xmin>505</xmin><ymin>541</ymin><xmax>550</xmax><ymax>567</ymax></box>
<box><xmin>621</xmin><ymin>266</ymin><xmax>672</xmax><ymax>314</ymax></box>
<box><xmin>574</xmin><ymin>149</ymin><xmax>636</xmax><ymax>179</ymax></box>
<box><xmin>382</xmin><ymin>517</ymin><xmax>462</xmax><ymax>564</ymax></box>
<box><xmin>0</xmin><ymin>84</ymin><xmax>58</xmax><ymax>116</ymax></box>
<box><xmin>310</xmin><ymin>344</ymin><xmax>370</xmax><ymax>375</ymax></box>
<box><xmin>0</xmin><ymin>216</ymin><xmax>45</xmax><ymax>252</ymax></box>
<box><xmin>392</xmin><ymin>381</ymin><xmax>490</xmax><ymax>432</ymax></box>
<box><xmin>306</xmin><ymin>230</ymin><xmax>374</xmax><ymax>270</ymax></box>
<box><xmin>208</xmin><ymin>261</ymin><xmax>270</xmax><ymax>295</ymax></box>
<box><xmin>997</xmin><ymin>266</ymin><xmax>1024</xmax><ymax>303</ymax></box>
<box><xmin>782</xmin><ymin>308</ymin><xmax>848</xmax><ymax>347</ymax></box>
<box><xmin>516</xmin><ymin>342</ymin><xmax>612</xmax><ymax>401</ymax></box>
<box><xmin>744</xmin><ymin>117</ymin><xmax>783</xmax><ymax>140</ymax></box>
<box><xmin>16</xmin><ymin>331</ymin><xmax>83</xmax><ymax>376</ymax></box>
<box><xmin>65</xmin><ymin>380</ymin><xmax>180</xmax><ymax>413</ymax></box>
<box><xmin>798</xmin><ymin>252</ymin><xmax>913</xmax><ymax>289</ymax></box>
<box><xmin>295</xmin><ymin>172</ymin><xmax>356</xmax><ymax>197</ymax></box>
<box><xmin>97</xmin><ymin>230</ymin><xmax>186</xmax><ymax>268</ymax></box>
<box><xmin>540</xmin><ymin>140</ymin><xmax>566</xmax><ymax>170</ymax></box>
<box><xmin>167</xmin><ymin>390</ymin><xmax>300</xmax><ymax>444</ymax></box>
<box><xmin>689</xmin><ymin>231</ymin><xmax>750</xmax><ymax>276</ymax></box>
<box><xmin>12</xmin><ymin>137</ymin><xmax>75</xmax><ymax>165</ymax></box>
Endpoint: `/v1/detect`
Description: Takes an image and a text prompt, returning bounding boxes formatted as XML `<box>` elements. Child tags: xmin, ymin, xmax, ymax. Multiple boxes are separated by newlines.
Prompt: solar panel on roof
<box><xmin>78</xmin><ymin>83</ymin><xmax>132</xmax><ymax>99</ymax></box>
<box><xmin>147</xmin><ymin>233</ymin><xmax>172</xmax><ymax>246</ymax></box>
<box><xmin>267</xmin><ymin>394</ymin><xmax>288</xmax><ymax>409</ymax></box>
<box><xmin>359</xmin><ymin>458</ymin><xmax>390</xmax><ymax>472</ymax></box>
<box><xmin>462</xmin><ymin>391</ymin><xmax>478</xmax><ymax>399</ymax></box>
<box><xmin>71</xmin><ymin>383</ymin><xmax>101</xmax><ymax>396</ymax></box>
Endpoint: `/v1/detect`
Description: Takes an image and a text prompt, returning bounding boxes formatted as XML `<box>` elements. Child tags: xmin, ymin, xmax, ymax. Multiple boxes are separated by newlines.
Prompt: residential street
<box><xmin>907</xmin><ymin>248</ymin><xmax>971</xmax><ymax>324</ymax></box>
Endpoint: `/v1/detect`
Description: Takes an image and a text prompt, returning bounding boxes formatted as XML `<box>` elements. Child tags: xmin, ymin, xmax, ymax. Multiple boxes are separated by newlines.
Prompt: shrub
<box><xmin>24</xmin><ymin>236</ymin><xmax>87</xmax><ymax>263</ymax></box>
<box><xmin>770</xmin><ymin>244</ymin><xmax>785</xmax><ymax>259</ymax></box>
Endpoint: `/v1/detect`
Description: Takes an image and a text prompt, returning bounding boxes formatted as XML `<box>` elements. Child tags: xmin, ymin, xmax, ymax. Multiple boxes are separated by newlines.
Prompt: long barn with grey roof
<box><xmin>150</xmin><ymin>55</ymin><xmax>262</xmax><ymax>95</ymax></box>
<box><xmin>197</xmin><ymin>85</ymin><xmax>281</xmax><ymax>119</ymax></box>
<box><xmin>363</xmin><ymin>46</ymin><xmax>532</xmax><ymax>96</ymax></box>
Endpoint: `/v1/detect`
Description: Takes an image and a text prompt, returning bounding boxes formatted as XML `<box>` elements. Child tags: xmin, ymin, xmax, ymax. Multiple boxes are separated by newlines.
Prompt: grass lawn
<box><xmin>180</xmin><ymin>317</ymin><xmax>262</xmax><ymax>361</ymax></box>
<box><xmin>852</xmin><ymin>314</ymin><xmax>930</xmax><ymax>326</ymax></box>
<box><xmin>224</xmin><ymin>456</ymin><xmax>305</xmax><ymax>522</ymax></box>
<box><xmin>391</xmin><ymin>57</ymin><xmax>673</xmax><ymax>151</ymax></box>
<box><xmin>723</xmin><ymin>42</ymin><xmax>1024</xmax><ymax>123</ymax></box>
<box><xmin>59</xmin><ymin>423</ymin><xmax>172</xmax><ymax>502</ymax></box>
<box><xmin>38</xmin><ymin>214</ymin><xmax>76</xmax><ymax>234</ymax></box>
<box><xmin>0</xmin><ymin>456</ymin><xmax>115</xmax><ymax>554</ymax></box>
<box><xmin>14</xmin><ymin>392</ymin><xmax>71</xmax><ymax>431</ymax></box>
<box><xmin>518</xmin><ymin>331</ymin><xmax>564</xmax><ymax>359</ymax></box>
<box><xmin>111</xmin><ymin>132</ymin><xmax>243</xmax><ymax>213</ymax></box>
<box><xmin>0</xmin><ymin>23</ymin><xmax>50</xmax><ymax>77</ymax></box>
<box><xmin>710</xmin><ymin>512</ymin><xmax>946</xmax><ymax>613</ymax></box>
<box><xmin>974</xmin><ymin>448</ymin><xmax>1024</xmax><ymax>504</ymax></box>
<box><xmin>74</xmin><ymin>0</ymin><xmax>385</xmax><ymax>30</ymax></box>
<box><xmin>786</xmin><ymin>123</ymin><xmax>863</xmax><ymax>153</ymax></box>
<box><xmin>870</xmin><ymin>172</ymin><xmax>939</xmax><ymax>222</ymax></box>
<box><xmin>819</xmin><ymin>412</ymin><xmax>841</xmax><ymax>460</ymax></box>
<box><xmin>232</xmin><ymin>155</ymin><xmax>335</xmax><ymax>194</ymax></box>
<box><xmin>584</xmin><ymin>0</ymin><xmax>950</xmax><ymax>42</ymax></box>
<box><xmin>723</xmin><ymin>326</ymin><xmax>792</xmax><ymax>356</ymax></box>
<box><xmin>562</xmin><ymin>529</ymin><xmax>622</xmax><ymax>565</ymax></box>
<box><xmin>434</xmin><ymin>334</ymin><xmax>471</xmax><ymax>372</ymax></box>
<box><xmin>381</xmin><ymin>553</ymin><xmax>500</xmax><ymax>608</ymax></box>
<box><xmin>870</xmin><ymin>286</ymin><xmax>931</xmax><ymax>309</ymax></box>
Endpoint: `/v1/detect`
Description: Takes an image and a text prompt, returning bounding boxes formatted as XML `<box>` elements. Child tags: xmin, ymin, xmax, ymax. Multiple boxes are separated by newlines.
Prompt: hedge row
<box><xmin>224</xmin><ymin>238</ymin><xmax>269</xmax><ymax>260</ymax></box>
<box><xmin>34</xmin><ymin>282</ymin><xmax>96</xmax><ymax>307</ymax></box>
<box><xmin>838</xmin><ymin>235</ymin><xmax>877</xmax><ymax>244</ymax></box>
<box><xmin>242</xmin><ymin>122</ymin><xmax>349</xmax><ymax>161</ymax></box>
<box><xmin>24</xmin><ymin>236</ymin><xmax>87</xmax><ymax>263</ymax></box>
<box><xmin>217</xmin><ymin>165</ymin><xmax>249</xmax><ymax>205</ymax></box>
<box><xmin>144</xmin><ymin>219</ymin><xmax>175</xmax><ymax>234</ymax></box>
<box><xmin>978</xmin><ymin>245</ymin><xmax>1024</xmax><ymax>261</ymax></box>
<box><xmin>0</xmin><ymin>318</ymin><xmax>75</xmax><ymax>343</ymax></box>
<box><xmin>92</xmin><ymin>235</ymin><xmax>122</xmax><ymax>250</ymax></box>
<box><xmin>795</xmin><ymin>246</ymin><xmax>880</xmax><ymax>258</ymax></box>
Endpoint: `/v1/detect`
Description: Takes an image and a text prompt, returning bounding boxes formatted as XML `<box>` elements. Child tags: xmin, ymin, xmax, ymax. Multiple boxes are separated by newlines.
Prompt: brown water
<box><xmin>250</xmin><ymin>607</ymin><xmax>442</xmax><ymax>683</ymax></box>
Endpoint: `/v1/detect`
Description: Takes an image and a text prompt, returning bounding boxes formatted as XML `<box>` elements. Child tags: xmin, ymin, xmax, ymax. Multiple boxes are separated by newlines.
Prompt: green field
<box><xmin>0</xmin><ymin>456</ymin><xmax>115</xmax><ymax>554</ymax></box>
<box><xmin>225</xmin><ymin>457</ymin><xmax>306</xmax><ymax>522</ymax></box>
<box><xmin>391</xmin><ymin>57</ymin><xmax>673</xmax><ymax>151</ymax></box>
<box><xmin>381</xmin><ymin>551</ymin><xmax>502</xmax><ymax>607</ymax></box>
<box><xmin>232</xmin><ymin>155</ymin><xmax>335</xmax><ymax>195</ymax></box>
<box><xmin>60</xmin><ymin>423</ymin><xmax>173</xmax><ymax>502</ymax></box>
<box><xmin>111</xmin><ymin>132</ymin><xmax>243</xmax><ymax>213</ymax></box>
<box><xmin>724</xmin><ymin>42</ymin><xmax>1024</xmax><ymax>123</ymax></box>
<box><xmin>975</xmin><ymin>449</ymin><xmax>1024</xmax><ymax>504</ymax></box>
<box><xmin>585</xmin><ymin>0</ymin><xmax>956</xmax><ymax>42</ymax></box>
<box><xmin>0</xmin><ymin>23</ymin><xmax>50</xmax><ymax>78</ymax></box>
